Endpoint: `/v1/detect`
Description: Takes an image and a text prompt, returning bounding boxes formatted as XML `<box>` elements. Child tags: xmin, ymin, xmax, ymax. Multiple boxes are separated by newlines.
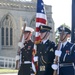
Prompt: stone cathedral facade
<box><xmin>0</xmin><ymin>0</ymin><xmax>55</xmax><ymax>58</ymax></box>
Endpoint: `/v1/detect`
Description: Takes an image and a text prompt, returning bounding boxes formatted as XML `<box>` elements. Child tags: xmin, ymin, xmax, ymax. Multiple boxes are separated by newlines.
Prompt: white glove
<box><xmin>34</xmin><ymin>56</ymin><xmax>38</xmax><ymax>62</ymax></box>
<box><xmin>55</xmin><ymin>50</ymin><xmax>62</xmax><ymax>57</ymax></box>
<box><xmin>18</xmin><ymin>42</ymin><xmax>24</xmax><ymax>49</ymax></box>
<box><xmin>51</xmin><ymin>64</ymin><xmax>58</xmax><ymax>70</ymax></box>
<box><xmin>15</xmin><ymin>55</ymin><xmax>20</xmax><ymax>61</ymax></box>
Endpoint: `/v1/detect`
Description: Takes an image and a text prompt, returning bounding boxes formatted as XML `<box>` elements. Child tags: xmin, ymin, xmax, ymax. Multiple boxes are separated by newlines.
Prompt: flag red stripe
<box><xmin>35</xmin><ymin>0</ymin><xmax>47</xmax><ymax>44</ymax></box>
<box><xmin>36</xmin><ymin>18</ymin><xmax>46</xmax><ymax>24</ymax></box>
<box><xmin>35</xmin><ymin>36</ymin><xmax>41</xmax><ymax>41</ymax></box>
<box><xmin>36</xmin><ymin>27</ymin><xmax>40</xmax><ymax>32</ymax></box>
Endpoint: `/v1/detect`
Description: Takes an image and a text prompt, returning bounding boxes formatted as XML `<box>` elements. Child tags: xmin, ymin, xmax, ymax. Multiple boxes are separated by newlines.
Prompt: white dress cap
<box><xmin>25</xmin><ymin>26</ymin><xmax>34</xmax><ymax>32</ymax></box>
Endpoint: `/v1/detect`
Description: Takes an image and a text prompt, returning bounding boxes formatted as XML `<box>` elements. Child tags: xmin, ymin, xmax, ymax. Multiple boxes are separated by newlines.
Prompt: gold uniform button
<box><xmin>45</xmin><ymin>52</ymin><xmax>46</xmax><ymax>53</ymax></box>
<box><xmin>25</xmin><ymin>44</ymin><xmax>27</xmax><ymax>45</ymax></box>
<box><xmin>30</xmin><ymin>67</ymin><xmax>32</xmax><ymax>69</ymax></box>
<box><xmin>40</xmin><ymin>52</ymin><xmax>42</xmax><ymax>54</ymax></box>
<box><xmin>23</xmin><ymin>59</ymin><xmax>24</xmax><ymax>60</ymax></box>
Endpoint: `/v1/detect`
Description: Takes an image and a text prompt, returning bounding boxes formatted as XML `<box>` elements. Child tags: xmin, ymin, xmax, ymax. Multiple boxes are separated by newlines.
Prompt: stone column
<box><xmin>0</xmin><ymin>28</ymin><xmax>1</xmax><ymax>53</ymax></box>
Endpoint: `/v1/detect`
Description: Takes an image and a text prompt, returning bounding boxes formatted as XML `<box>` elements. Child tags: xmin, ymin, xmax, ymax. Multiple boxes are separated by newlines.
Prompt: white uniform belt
<box><xmin>23</xmin><ymin>61</ymin><xmax>31</xmax><ymax>64</ymax></box>
<box><xmin>59</xmin><ymin>63</ymin><xmax>74</xmax><ymax>67</ymax></box>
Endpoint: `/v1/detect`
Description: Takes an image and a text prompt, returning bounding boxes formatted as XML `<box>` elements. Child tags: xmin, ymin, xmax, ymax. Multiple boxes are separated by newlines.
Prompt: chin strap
<box><xmin>25</xmin><ymin>32</ymin><xmax>30</xmax><ymax>40</ymax></box>
<box><xmin>41</xmin><ymin>32</ymin><xmax>48</xmax><ymax>40</ymax></box>
<box><xmin>61</xmin><ymin>34</ymin><xmax>68</xmax><ymax>41</ymax></box>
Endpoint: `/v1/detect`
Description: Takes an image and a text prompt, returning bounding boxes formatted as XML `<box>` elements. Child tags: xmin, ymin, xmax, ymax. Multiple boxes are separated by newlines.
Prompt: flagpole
<box><xmin>71</xmin><ymin>0</ymin><xmax>75</xmax><ymax>43</ymax></box>
<box><xmin>34</xmin><ymin>0</ymin><xmax>48</xmax><ymax>74</ymax></box>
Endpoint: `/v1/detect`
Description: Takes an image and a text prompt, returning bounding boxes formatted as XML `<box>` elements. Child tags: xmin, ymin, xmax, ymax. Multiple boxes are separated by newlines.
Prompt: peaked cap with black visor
<box><xmin>58</xmin><ymin>26</ymin><xmax>71</xmax><ymax>41</ymax></box>
<box><xmin>39</xmin><ymin>25</ymin><xmax>52</xmax><ymax>33</ymax></box>
<box><xmin>39</xmin><ymin>25</ymin><xmax>52</xmax><ymax>40</ymax></box>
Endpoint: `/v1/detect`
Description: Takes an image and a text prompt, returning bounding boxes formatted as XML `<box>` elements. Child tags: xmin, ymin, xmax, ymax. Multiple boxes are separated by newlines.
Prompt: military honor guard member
<box><xmin>52</xmin><ymin>26</ymin><xmax>75</xmax><ymax>75</ymax></box>
<box><xmin>17</xmin><ymin>26</ymin><xmax>36</xmax><ymax>75</ymax></box>
<box><xmin>36</xmin><ymin>25</ymin><xmax>57</xmax><ymax>75</ymax></box>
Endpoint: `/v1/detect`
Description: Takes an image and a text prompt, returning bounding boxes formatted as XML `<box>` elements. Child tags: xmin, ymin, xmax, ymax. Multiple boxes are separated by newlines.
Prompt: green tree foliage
<box><xmin>55</xmin><ymin>23</ymin><xmax>70</xmax><ymax>44</ymax></box>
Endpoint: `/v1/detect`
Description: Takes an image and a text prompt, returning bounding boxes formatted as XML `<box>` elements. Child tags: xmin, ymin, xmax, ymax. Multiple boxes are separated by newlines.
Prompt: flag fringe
<box><xmin>34</xmin><ymin>40</ymin><xmax>41</xmax><ymax>44</ymax></box>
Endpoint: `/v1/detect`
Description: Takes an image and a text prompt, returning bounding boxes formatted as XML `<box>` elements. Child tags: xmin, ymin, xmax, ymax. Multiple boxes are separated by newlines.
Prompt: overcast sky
<box><xmin>43</xmin><ymin>0</ymin><xmax>72</xmax><ymax>31</ymax></box>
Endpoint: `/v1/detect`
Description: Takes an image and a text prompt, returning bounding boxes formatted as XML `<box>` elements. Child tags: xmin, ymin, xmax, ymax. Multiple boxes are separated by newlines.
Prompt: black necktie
<box><xmin>41</xmin><ymin>42</ymin><xmax>43</xmax><ymax>44</ymax></box>
<box><xmin>61</xmin><ymin>44</ymin><xmax>64</xmax><ymax>50</ymax></box>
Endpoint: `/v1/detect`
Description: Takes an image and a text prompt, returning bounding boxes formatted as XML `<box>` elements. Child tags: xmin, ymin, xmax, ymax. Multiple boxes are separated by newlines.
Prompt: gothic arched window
<box><xmin>6</xmin><ymin>28</ymin><xmax>8</xmax><ymax>45</ymax></box>
<box><xmin>10</xmin><ymin>28</ymin><xmax>13</xmax><ymax>45</ymax></box>
<box><xmin>1</xmin><ymin>15</ymin><xmax>13</xmax><ymax>47</ymax></box>
<box><xmin>1</xmin><ymin>27</ymin><xmax>4</xmax><ymax>45</ymax></box>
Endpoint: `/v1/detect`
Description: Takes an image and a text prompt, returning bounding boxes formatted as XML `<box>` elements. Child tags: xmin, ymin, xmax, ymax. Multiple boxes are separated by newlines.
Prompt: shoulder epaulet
<box><xmin>51</xmin><ymin>41</ymin><xmax>55</xmax><ymax>45</ymax></box>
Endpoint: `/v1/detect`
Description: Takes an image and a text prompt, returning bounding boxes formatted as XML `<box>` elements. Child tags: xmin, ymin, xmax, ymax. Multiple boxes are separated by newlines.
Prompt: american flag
<box><xmin>35</xmin><ymin>0</ymin><xmax>47</xmax><ymax>44</ymax></box>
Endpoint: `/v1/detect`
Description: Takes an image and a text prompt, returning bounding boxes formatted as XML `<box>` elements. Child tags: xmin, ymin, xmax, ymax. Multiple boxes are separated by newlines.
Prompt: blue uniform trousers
<box><xmin>59</xmin><ymin>66</ymin><xmax>75</xmax><ymax>75</ymax></box>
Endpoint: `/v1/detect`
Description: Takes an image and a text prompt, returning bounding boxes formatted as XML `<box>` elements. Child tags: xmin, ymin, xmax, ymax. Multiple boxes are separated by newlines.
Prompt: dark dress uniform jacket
<box><xmin>18</xmin><ymin>40</ymin><xmax>34</xmax><ymax>75</ymax></box>
<box><xmin>59</xmin><ymin>42</ymin><xmax>75</xmax><ymax>75</ymax></box>
<box><xmin>37</xmin><ymin>40</ymin><xmax>56</xmax><ymax>75</ymax></box>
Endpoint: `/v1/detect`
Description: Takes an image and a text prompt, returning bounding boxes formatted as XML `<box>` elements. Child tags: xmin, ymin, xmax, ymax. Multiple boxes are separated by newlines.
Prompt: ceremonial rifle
<box><xmin>15</xmin><ymin>22</ymin><xmax>26</xmax><ymax>69</ymax></box>
<box><xmin>53</xmin><ymin>26</ymin><xmax>65</xmax><ymax>75</ymax></box>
